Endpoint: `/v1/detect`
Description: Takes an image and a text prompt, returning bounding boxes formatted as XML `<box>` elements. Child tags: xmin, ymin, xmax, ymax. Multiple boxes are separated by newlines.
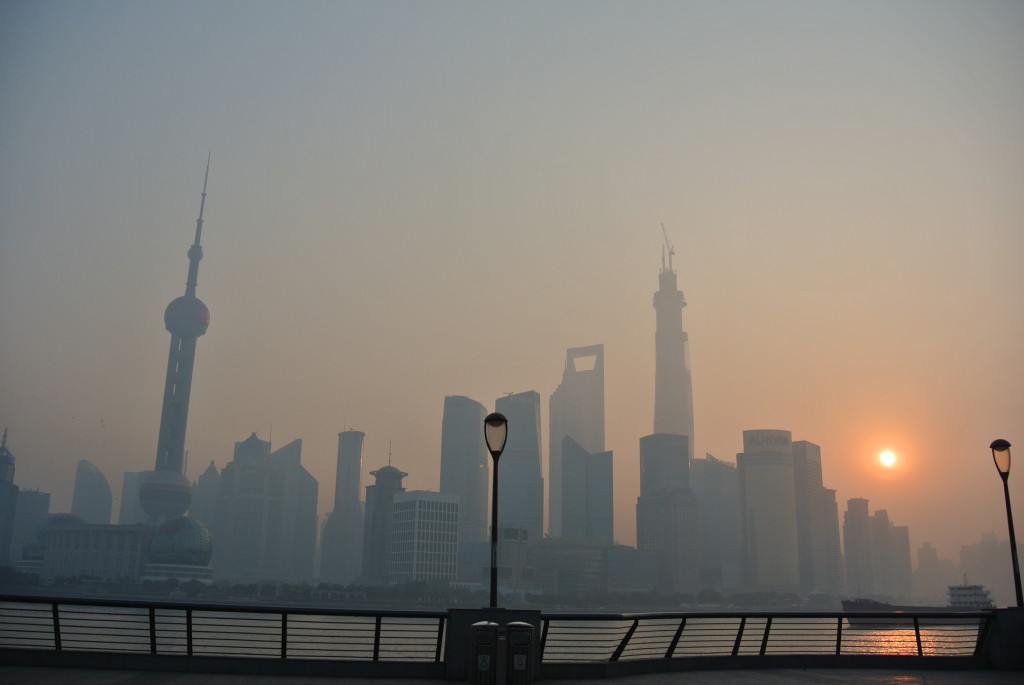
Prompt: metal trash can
<box><xmin>505</xmin><ymin>621</ymin><xmax>535</xmax><ymax>683</ymax></box>
<box><xmin>469</xmin><ymin>621</ymin><xmax>501</xmax><ymax>684</ymax></box>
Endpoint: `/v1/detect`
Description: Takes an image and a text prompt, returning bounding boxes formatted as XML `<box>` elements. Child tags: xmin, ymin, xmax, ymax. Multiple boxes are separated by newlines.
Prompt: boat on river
<box><xmin>842</xmin><ymin>580</ymin><xmax>993</xmax><ymax>627</ymax></box>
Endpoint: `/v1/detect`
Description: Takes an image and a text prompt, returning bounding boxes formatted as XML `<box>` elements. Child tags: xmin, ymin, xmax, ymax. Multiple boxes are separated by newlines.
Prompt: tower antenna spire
<box><xmin>194</xmin><ymin>152</ymin><xmax>211</xmax><ymax>247</ymax></box>
<box><xmin>661</xmin><ymin>223</ymin><xmax>675</xmax><ymax>272</ymax></box>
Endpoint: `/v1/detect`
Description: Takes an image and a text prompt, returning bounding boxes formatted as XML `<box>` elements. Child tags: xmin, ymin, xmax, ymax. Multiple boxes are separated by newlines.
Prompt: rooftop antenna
<box><xmin>185</xmin><ymin>153</ymin><xmax>211</xmax><ymax>297</ymax></box>
<box><xmin>388</xmin><ymin>441</ymin><xmax>393</xmax><ymax>466</ymax></box>
<box><xmin>661</xmin><ymin>223</ymin><xmax>675</xmax><ymax>272</ymax></box>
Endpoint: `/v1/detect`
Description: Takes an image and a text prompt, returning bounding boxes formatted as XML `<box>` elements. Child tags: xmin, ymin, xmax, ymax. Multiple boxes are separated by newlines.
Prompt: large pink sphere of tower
<box><xmin>139</xmin><ymin>470</ymin><xmax>193</xmax><ymax>520</ymax></box>
<box><xmin>164</xmin><ymin>295</ymin><xmax>210</xmax><ymax>337</ymax></box>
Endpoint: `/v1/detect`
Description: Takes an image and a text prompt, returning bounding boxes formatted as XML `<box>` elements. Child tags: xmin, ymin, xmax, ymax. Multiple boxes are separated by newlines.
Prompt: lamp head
<box><xmin>990</xmin><ymin>439</ymin><xmax>1011</xmax><ymax>476</ymax></box>
<box><xmin>484</xmin><ymin>412</ymin><xmax>508</xmax><ymax>460</ymax></box>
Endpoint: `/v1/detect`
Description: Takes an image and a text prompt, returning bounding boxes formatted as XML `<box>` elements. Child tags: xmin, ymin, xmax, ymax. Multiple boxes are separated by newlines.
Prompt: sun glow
<box><xmin>879</xmin><ymin>450</ymin><xmax>897</xmax><ymax>467</ymax></box>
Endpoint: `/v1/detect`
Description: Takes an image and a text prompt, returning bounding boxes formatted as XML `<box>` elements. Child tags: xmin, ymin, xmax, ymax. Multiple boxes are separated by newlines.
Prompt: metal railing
<box><xmin>0</xmin><ymin>595</ymin><xmax>446</xmax><ymax>663</ymax></box>
<box><xmin>539</xmin><ymin>610</ymin><xmax>991</xmax><ymax>662</ymax></box>
<box><xmin>0</xmin><ymin>595</ymin><xmax>996</xmax><ymax>678</ymax></box>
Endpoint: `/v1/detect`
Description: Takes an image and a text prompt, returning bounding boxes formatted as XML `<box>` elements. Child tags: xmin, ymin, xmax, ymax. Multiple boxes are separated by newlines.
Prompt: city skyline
<box><xmin>1</xmin><ymin>1</ymin><xmax>1022</xmax><ymax>563</ymax></box>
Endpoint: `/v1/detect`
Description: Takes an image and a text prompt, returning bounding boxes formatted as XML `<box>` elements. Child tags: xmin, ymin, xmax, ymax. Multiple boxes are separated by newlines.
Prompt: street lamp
<box><xmin>484</xmin><ymin>412</ymin><xmax>508</xmax><ymax>609</ymax></box>
<box><xmin>990</xmin><ymin>439</ymin><xmax>1023</xmax><ymax>607</ymax></box>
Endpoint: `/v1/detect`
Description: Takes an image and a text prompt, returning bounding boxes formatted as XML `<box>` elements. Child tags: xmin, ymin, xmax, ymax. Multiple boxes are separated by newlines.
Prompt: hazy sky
<box><xmin>1</xmin><ymin>1</ymin><xmax>1022</xmax><ymax>565</ymax></box>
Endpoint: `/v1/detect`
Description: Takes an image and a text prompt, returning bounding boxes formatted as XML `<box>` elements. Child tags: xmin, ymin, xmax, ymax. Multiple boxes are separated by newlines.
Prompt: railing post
<box><xmin>186</xmin><ymin>608</ymin><xmax>193</xmax><ymax>656</ymax></box>
<box><xmin>281</xmin><ymin>612</ymin><xmax>288</xmax><ymax>659</ymax></box>
<box><xmin>913</xmin><ymin>617</ymin><xmax>923</xmax><ymax>656</ymax></box>
<box><xmin>373</xmin><ymin>615</ymin><xmax>382</xmax><ymax>662</ymax></box>
<box><xmin>539</xmin><ymin>617</ymin><xmax>550</xmax><ymax>659</ymax></box>
<box><xmin>835</xmin><ymin>616</ymin><xmax>843</xmax><ymax>655</ymax></box>
<box><xmin>759</xmin><ymin>617</ymin><xmax>772</xmax><ymax>656</ymax></box>
<box><xmin>666</xmin><ymin>617</ymin><xmax>687</xmax><ymax>658</ymax></box>
<box><xmin>149</xmin><ymin>607</ymin><xmax>157</xmax><ymax>654</ymax></box>
<box><xmin>610</xmin><ymin>619</ymin><xmax>639</xmax><ymax>662</ymax></box>
<box><xmin>973</xmin><ymin>614</ymin><xmax>990</xmax><ymax>657</ymax></box>
<box><xmin>434</xmin><ymin>616</ymin><xmax>445</xmax><ymax>663</ymax></box>
<box><xmin>732</xmin><ymin>617</ymin><xmax>746</xmax><ymax>656</ymax></box>
<box><xmin>51</xmin><ymin>602</ymin><xmax>61</xmax><ymax>651</ymax></box>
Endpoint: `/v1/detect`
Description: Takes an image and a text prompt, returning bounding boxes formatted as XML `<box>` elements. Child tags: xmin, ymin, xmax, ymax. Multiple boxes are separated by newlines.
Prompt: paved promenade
<box><xmin>3</xmin><ymin>666</ymin><xmax>1023</xmax><ymax>685</ymax></box>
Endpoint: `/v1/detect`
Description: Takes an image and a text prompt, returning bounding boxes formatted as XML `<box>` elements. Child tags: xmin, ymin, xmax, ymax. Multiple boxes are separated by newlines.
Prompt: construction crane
<box><xmin>661</xmin><ymin>222</ymin><xmax>675</xmax><ymax>271</ymax></box>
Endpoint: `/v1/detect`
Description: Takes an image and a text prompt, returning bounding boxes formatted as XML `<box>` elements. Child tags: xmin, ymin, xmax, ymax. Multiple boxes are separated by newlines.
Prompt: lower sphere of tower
<box><xmin>149</xmin><ymin>516</ymin><xmax>212</xmax><ymax>566</ymax></box>
<box><xmin>139</xmin><ymin>470</ymin><xmax>193</xmax><ymax>520</ymax></box>
<box><xmin>164</xmin><ymin>295</ymin><xmax>210</xmax><ymax>337</ymax></box>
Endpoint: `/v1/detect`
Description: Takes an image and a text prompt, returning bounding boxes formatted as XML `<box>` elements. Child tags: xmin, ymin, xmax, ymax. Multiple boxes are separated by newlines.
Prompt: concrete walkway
<box><xmin>3</xmin><ymin>666</ymin><xmax>1023</xmax><ymax>684</ymax></box>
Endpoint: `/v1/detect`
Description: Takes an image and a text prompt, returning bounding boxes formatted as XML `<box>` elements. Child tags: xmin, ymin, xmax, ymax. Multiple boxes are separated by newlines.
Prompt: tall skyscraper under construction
<box><xmin>652</xmin><ymin>228</ymin><xmax>695</xmax><ymax>458</ymax></box>
<box><xmin>548</xmin><ymin>345</ymin><xmax>605</xmax><ymax>538</ymax></box>
<box><xmin>139</xmin><ymin>161</ymin><xmax>212</xmax><ymax>523</ymax></box>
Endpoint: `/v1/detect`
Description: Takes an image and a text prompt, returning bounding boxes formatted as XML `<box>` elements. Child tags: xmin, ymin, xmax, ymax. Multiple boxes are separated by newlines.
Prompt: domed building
<box><xmin>141</xmin><ymin>516</ymin><xmax>213</xmax><ymax>582</ymax></box>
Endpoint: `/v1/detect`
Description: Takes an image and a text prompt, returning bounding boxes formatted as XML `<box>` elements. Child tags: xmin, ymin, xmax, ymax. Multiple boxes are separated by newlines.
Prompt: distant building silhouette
<box><xmin>844</xmin><ymin>497</ymin><xmax>874</xmax><ymax>596</ymax></box>
<box><xmin>139</xmin><ymin>163</ymin><xmax>212</xmax><ymax>524</ymax></box>
<box><xmin>560</xmin><ymin>436</ymin><xmax>613</xmax><ymax>544</ymax></box>
<box><xmin>189</xmin><ymin>461</ymin><xmax>220</xmax><ymax>530</ymax></box>
<box><xmin>821</xmin><ymin>487</ymin><xmax>844</xmax><ymax>595</ymax></box>
<box><xmin>439</xmin><ymin>397</ymin><xmax>488</xmax><ymax>545</ymax></box>
<box><xmin>737</xmin><ymin>430</ymin><xmax>800</xmax><ymax>593</ymax></box>
<box><xmin>42</xmin><ymin>519</ymin><xmax>150</xmax><ymax>582</ymax></box>
<box><xmin>548</xmin><ymin>345</ymin><xmax>605</xmax><ymax>538</ymax></box>
<box><xmin>494</xmin><ymin>391</ymin><xmax>544</xmax><ymax>549</ymax></box>
<box><xmin>390</xmin><ymin>490</ymin><xmax>459</xmax><ymax>584</ymax></box>
<box><xmin>652</xmin><ymin>235</ymin><xmax>695</xmax><ymax>459</ymax></box>
<box><xmin>320</xmin><ymin>430</ymin><xmax>365</xmax><ymax>583</ymax></box>
<box><xmin>635</xmin><ymin>433</ymin><xmax>697</xmax><ymax>592</ymax></box>
<box><xmin>213</xmin><ymin>434</ymin><xmax>318</xmax><ymax>582</ymax></box>
<box><xmin>70</xmin><ymin>460</ymin><xmax>112</xmax><ymax>525</ymax></box>
<box><xmin>0</xmin><ymin>430</ymin><xmax>18</xmax><ymax>565</ymax></box>
<box><xmin>10</xmin><ymin>489</ymin><xmax>50</xmax><ymax>564</ymax></box>
<box><xmin>361</xmin><ymin>464</ymin><xmax>407</xmax><ymax>585</ymax></box>
<box><xmin>691</xmin><ymin>454</ymin><xmax>741</xmax><ymax>590</ymax></box>
<box><xmin>118</xmin><ymin>471</ymin><xmax>154</xmax><ymax>525</ymax></box>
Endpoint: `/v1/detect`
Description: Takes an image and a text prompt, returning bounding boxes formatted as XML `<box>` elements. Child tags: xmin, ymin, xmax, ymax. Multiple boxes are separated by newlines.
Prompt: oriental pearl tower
<box><xmin>139</xmin><ymin>160</ymin><xmax>212</xmax><ymax>523</ymax></box>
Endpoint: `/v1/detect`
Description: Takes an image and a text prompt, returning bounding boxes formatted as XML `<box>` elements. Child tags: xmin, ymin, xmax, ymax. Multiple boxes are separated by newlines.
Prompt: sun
<box><xmin>879</xmin><ymin>450</ymin><xmax>896</xmax><ymax>467</ymax></box>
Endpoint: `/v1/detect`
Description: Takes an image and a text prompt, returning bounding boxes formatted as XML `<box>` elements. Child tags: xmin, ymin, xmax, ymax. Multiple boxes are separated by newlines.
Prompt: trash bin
<box><xmin>469</xmin><ymin>621</ymin><xmax>501</xmax><ymax>685</ymax></box>
<box><xmin>505</xmin><ymin>621</ymin><xmax>535</xmax><ymax>683</ymax></box>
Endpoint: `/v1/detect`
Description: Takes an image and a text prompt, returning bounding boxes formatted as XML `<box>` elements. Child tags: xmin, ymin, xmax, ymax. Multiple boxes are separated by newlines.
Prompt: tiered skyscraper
<box><xmin>636</xmin><ymin>235</ymin><xmax>698</xmax><ymax>592</ymax></box>
<box><xmin>548</xmin><ymin>345</ymin><xmax>605</xmax><ymax>539</ymax></box>
<box><xmin>652</xmin><ymin>231</ymin><xmax>694</xmax><ymax>457</ymax></box>
<box><xmin>139</xmin><ymin>161</ymin><xmax>212</xmax><ymax>522</ymax></box>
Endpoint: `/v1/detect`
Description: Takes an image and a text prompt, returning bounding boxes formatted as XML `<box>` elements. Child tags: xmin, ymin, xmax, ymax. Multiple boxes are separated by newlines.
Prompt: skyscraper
<box><xmin>737</xmin><ymin>430</ymin><xmax>800</xmax><ymax>593</ymax></box>
<box><xmin>548</xmin><ymin>344</ymin><xmax>605</xmax><ymax>538</ymax></box>
<box><xmin>691</xmin><ymin>454</ymin><xmax>741</xmax><ymax>590</ymax></box>
<box><xmin>213</xmin><ymin>434</ymin><xmax>319</xmax><ymax>581</ymax></box>
<box><xmin>321</xmin><ymin>430</ymin><xmax>365</xmax><ymax>583</ymax></box>
<box><xmin>390</xmin><ymin>491</ymin><xmax>459</xmax><ymax>584</ymax></box>
<box><xmin>844</xmin><ymin>497</ymin><xmax>874</xmax><ymax>596</ymax></box>
<box><xmin>118</xmin><ymin>471</ymin><xmax>154</xmax><ymax>525</ymax></box>
<box><xmin>439</xmin><ymin>396</ymin><xmax>488</xmax><ymax>545</ymax></box>
<box><xmin>791</xmin><ymin>440</ymin><xmax>830</xmax><ymax>594</ymax></box>
<box><xmin>0</xmin><ymin>430</ymin><xmax>18</xmax><ymax>565</ymax></box>
<box><xmin>560</xmin><ymin>436</ymin><xmax>613</xmax><ymax>544</ymax></box>
<box><xmin>361</xmin><ymin>464</ymin><xmax>407</xmax><ymax>585</ymax></box>
<box><xmin>652</xmin><ymin>232</ymin><xmax>695</xmax><ymax>458</ymax></box>
<box><xmin>70</xmin><ymin>460</ymin><xmax>113</xmax><ymax>525</ymax></box>
<box><xmin>635</xmin><ymin>433</ymin><xmax>697</xmax><ymax>592</ymax></box>
<box><xmin>494</xmin><ymin>391</ymin><xmax>544</xmax><ymax>548</ymax></box>
<box><xmin>139</xmin><ymin>161</ymin><xmax>212</xmax><ymax>523</ymax></box>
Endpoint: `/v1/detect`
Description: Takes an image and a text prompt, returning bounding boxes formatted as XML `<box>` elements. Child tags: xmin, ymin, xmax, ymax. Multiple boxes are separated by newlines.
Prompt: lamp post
<box><xmin>990</xmin><ymin>439</ymin><xmax>1023</xmax><ymax>607</ymax></box>
<box><xmin>484</xmin><ymin>412</ymin><xmax>508</xmax><ymax>609</ymax></box>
